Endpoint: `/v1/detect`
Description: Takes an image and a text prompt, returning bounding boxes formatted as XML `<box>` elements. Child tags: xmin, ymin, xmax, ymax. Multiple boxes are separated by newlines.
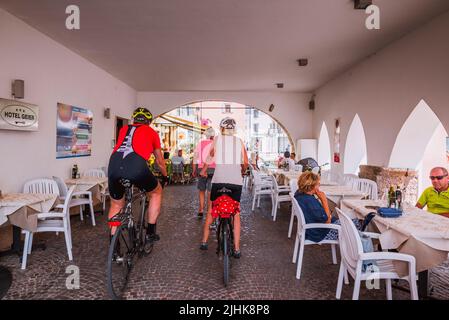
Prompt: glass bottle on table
<box><xmin>395</xmin><ymin>185</ymin><xmax>403</xmax><ymax>210</ymax></box>
<box><xmin>388</xmin><ymin>186</ymin><xmax>396</xmax><ymax>208</ymax></box>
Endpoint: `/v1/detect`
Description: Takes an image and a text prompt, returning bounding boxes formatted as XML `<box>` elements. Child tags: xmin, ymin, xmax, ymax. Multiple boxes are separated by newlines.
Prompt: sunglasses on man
<box><xmin>429</xmin><ymin>175</ymin><xmax>448</xmax><ymax>181</ymax></box>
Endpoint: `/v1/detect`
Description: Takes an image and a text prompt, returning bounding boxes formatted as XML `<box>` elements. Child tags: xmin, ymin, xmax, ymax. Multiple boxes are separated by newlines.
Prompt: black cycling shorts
<box><xmin>210</xmin><ymin>183</ymin><xmax>242</xmax><ymax>203</ymax></box>
<box><xmin>108</xmin><ymin>152</ymin><xmax>159</xmax><ymax>200</ymax></box>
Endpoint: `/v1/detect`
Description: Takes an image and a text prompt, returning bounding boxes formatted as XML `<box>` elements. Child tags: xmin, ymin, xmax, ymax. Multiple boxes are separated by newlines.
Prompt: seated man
<box><xmin>171</xmin><ymin>149</ymin><xmax>185</xmax><ymax>183</ymax></box>
<box><xmin>416</xmin><ymin>167</ymin><xmax>449</xmax><ymax>218</ymax></box>
<box><xmin>280</xmin><ymin>151</ymin><xmax>296</xmax><ymax>171</ymax></box>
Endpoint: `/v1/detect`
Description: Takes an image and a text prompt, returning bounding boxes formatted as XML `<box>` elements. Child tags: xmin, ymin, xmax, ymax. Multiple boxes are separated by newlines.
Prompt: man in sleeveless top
<box><xmin>199</xmin><ymin>117</ymin><xmax>248</xmax><ymax>258</ymax></box>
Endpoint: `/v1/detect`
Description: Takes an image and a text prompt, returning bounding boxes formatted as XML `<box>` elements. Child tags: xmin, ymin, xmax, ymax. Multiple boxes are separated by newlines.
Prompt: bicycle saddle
<box><xmin>119</xmin><ymin>178</ymin><xmax>132</xmax><ymax>188</ymax></box>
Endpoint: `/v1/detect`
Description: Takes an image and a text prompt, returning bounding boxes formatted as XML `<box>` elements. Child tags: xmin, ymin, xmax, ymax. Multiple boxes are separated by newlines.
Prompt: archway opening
<box><xmin>317</xmin><ymin>122</ymin><xmax>331</xmax><ymax>170</ymax></box>
<box><xmin>389</xmin><ymin>99</ymin><xmax>448</xmax><ymax>195</ymax></box>
<box><xmin>152</xmin><ymin>100</ymin><xmax>294</xmax><ymax>167</ymax></box>
<box><xmin>344</xmin><ymin>114</ymin><xmax>367</xmax><ymax>175</ymax></box>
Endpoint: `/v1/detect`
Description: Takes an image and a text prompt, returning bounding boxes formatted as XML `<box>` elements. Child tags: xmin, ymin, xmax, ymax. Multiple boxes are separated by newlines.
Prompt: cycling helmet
<box><xmin>132</xmin><ymin>107</ymin><xmax>153</xmax><ymax>124</ymax></box>
<box><xmin>204</xmin><ymin>127</ymin><xmax>215</xmax><ymax>138</ymax></box>
<box><xmin>219</xmin><ymin>117</ymin><xmax>236</xmax><ymax>130</ymax></box>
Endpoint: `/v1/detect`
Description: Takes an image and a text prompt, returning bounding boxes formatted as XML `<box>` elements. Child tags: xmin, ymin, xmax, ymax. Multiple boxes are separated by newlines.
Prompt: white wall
<box><xmin>344</xmin><ymin>114</ymin><xmax>367</xmax><ymax>175</ymax></box>
<box><xmin>0</xmin><ymin>9</ymin><xmax>137</xmax><ymax>193</ymax></box>
<box><xmin>389</xmin><ymin>100</ymin><xmax>441</xmax><ymax>169</ymax></box>
<box><xmin>313</xmin><ymin>10</ymin><xmax>449</xmax><ymax>176</ymax></box>
<box><xmin>418</xmin><ymin>123</ymin><xmax>448</xmax><ymax>194</ymax></box>
<box><xmin>137</xmin><ymin>91</ymin><xmax>313</xmax><ymax>147</ymax></box>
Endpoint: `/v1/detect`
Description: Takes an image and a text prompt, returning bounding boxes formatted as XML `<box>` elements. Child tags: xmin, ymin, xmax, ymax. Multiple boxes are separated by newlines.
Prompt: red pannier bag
<box><xmin>211</xmin><ymin>195</ymin><xmax>240</xmax><ymax>218</ymax></box>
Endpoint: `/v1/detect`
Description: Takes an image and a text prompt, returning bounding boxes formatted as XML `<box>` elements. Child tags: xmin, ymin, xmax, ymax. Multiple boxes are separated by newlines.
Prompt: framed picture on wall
<box><xmin>334</xmin><ymin>118</ymin><xmax>341</xmax><ymax>163</ymax></box>
<box><xmin>56</xmin><ymin>102</ymin><xmax>93</xmax><ymax>159</ymax></box>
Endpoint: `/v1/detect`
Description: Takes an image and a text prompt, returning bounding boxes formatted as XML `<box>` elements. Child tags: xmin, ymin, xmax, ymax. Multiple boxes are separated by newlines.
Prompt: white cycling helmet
<box><xmin>204</xmin><ymin>127</ymin><xmax>215</xmax><ymax>138</ymax></box>
<box><xmin>219</xmin><ymin>117</ymin><xmax>236</xmax><ymax>130</ymax></box>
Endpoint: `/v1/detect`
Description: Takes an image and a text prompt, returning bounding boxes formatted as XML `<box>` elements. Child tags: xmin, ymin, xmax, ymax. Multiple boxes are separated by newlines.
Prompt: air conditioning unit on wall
<box><xmin>297</xmin><ymin>139</ymin><xmax>317</xmax><ymax>160</ymax></box>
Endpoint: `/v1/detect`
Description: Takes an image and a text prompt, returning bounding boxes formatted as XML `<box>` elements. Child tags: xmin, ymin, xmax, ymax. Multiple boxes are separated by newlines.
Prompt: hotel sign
<box><xmin>0</xmin><ymin>98</ymin><xmax>39</xmax><ymax>131</ymax></box>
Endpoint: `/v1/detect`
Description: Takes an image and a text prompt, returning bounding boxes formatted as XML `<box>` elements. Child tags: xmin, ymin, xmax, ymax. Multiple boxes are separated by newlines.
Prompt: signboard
<box><xmin>0</xmin><ymin>98</ymin><xmax>39</xmax><ymax>131</ymax></box>
<box><xmin>56</xmin><ymin>102</ymin><xmax>93</xmax><ymax>159</ymax></box>
<box><xmin>333</xmin><ymin>118</ymin><xmax>341</xmax><ymax>163</ymax></box>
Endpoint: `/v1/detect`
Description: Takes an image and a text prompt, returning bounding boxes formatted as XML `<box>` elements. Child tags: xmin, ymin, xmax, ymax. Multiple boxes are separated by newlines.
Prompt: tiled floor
<box><xmin>1</xmin><ymin>184</ymin><xmax>447</xmax><ymax>300</ymax></box>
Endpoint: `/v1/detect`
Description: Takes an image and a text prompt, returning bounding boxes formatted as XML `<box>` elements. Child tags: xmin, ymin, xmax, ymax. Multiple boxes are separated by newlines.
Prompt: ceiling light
<box><xmin>297</xmin><ymin>59</ymin><xmax>308</xmax><ymax>67</ymax></box>
<box><xmin>354</xmin><ymin>0</ymin><xmax>372</xmax><ymax>10</ymax></box>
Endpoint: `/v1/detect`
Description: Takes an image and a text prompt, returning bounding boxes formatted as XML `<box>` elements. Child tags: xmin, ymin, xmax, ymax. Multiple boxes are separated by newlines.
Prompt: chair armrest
<box><xmin>361</xmin><ymin>252</ymin><xmax>416</xmax><ymax>264</ymax></box>
<box><xmin>361</xmin><ymin>231</ymin><xmax>381</xmax><ymax>239</ymax></box>
<box><xmin>278</xmin><ymin>186</ymin><xmax>291</xmax><ymax>190</ymax></box>
<box><xmin>73</xmin><ymin>191</ymin><xmax>92</xmax><ymax>197</ymax></box>
<box><xmin>304</xmin><ymin>223</ymin><xmax>341</xmax><ymax>231</ymax></box>
<box><xmin>36</xmin><ymin>212</ymin><xmax>66</xmax><ymax>219</ymax></box>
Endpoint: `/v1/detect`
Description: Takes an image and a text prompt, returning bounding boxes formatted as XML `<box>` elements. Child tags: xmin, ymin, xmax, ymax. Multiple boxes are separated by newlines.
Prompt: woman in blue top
<box><xmin>294</xmin><ymin>172</ymin><xmax>360</xmax><ymax>242</ymax></box>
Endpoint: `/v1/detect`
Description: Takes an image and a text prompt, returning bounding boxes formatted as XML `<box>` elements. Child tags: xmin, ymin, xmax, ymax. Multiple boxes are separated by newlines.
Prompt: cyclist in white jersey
<box><xmin>199</xmin><ymin>117</ymin><xmax>248</xmax><ymax>258</ymax></box>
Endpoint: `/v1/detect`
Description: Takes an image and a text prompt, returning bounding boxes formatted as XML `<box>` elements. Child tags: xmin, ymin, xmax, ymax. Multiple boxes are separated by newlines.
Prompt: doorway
<box><xmin>115</xmin><ymin>116</ymin><xmax>129</xmax><ymax>143</ymax></box>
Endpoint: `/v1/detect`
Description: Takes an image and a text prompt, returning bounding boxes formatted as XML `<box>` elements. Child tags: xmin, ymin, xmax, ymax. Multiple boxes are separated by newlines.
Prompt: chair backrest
<box><xmin>23</xmin><ymin>178</ymin><xmax>60</xmax><ymax>195</ymax></box>
<box><xmin>271</xmin><ymin>175</ymin><xmax>282</xmax><ymax>192</ymax></box>
<box><xmin>311</xmin><ymin>167</ymin><xmax>320</xmax><ymax>174</ymax></box>
<box><xmin>290</xmin><ymin>194</ymin><xmax>306</xmax><ymax>234</ymax></box>
<box><xmin>356</xmin><ymin>178</ymin><xmax>378</xmax><ymax>200</ymax></box>
<box><xmin>294</xmin><ymin>164</ymin><xmax>303</xmax><ymax>172</ymax></box>
<box><xmin>61</xmin><ymin>185</ymin><xmax>76</xmax><ymax>218</ymax></box>
<box><xmin>83</xmin><ymin>168</ymin><xmax>106</xmax><ymax>178</ymax></box>
<box><xmin>289</xmin><ymin>179</ymin><xmax>298</xmax><ymax>194</ymax></box>
<box><xmin>343</xmin><ymin>174</ymin><xmax>358</xmax><ymax>189</ymax></box>
<box><xmin>52</xmin><ymin>176</ymin><xmax>68</xmax><ymax>197</ymax></box>
<box><xmin>335</xmin><ymin>208</ymin><xmax>364</xmax><ymax>273</ymax></box>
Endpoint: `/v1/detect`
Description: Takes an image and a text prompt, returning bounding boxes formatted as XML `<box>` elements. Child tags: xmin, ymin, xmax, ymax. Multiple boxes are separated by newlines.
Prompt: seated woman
<box><xmin>294</xmin><ymin>171</ymin><xmax>360</xmax><ymax>242</ymax></box>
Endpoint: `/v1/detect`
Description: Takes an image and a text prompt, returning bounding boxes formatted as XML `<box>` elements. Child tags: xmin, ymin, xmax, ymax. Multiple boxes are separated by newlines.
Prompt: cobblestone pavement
<box><xmin>1</xmin><ymin>184</ymin><xmax>448</xmax><ymax>300</ymax></box>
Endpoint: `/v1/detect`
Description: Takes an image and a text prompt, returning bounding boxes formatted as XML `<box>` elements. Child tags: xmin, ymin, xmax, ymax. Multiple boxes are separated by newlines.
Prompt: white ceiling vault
<box><xmin>1</xmin><ymin>0</ymin><xmax>448</xmax><ymax>92</ymax></box>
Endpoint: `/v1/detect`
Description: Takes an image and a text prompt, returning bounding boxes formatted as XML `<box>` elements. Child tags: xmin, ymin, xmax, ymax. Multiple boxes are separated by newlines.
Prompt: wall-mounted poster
<box><xmin>0</xmin><ymin>98</ymin><xmax>39</xmax><ymax>131</ymax></box>
<box><xmin>56</xmin><ymin>103</ymin><xmax>93</xmax><ymax>159</ymax></box>
<box><xmin>333</xmin><ymin>118</ymin><xmax>341</xmax><ymax>163</ymax></box>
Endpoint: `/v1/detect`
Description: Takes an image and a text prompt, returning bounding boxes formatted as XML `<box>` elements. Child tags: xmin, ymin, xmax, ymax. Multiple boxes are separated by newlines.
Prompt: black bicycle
<box><xmin>216</xmin><ymin>215</ymin><xmax>234</xmax><ymax>286</ymax></box>
<box><xmin>106</xmin><ymin>179</ymin><xmax>153</xmax><ymax>300</ymax></box>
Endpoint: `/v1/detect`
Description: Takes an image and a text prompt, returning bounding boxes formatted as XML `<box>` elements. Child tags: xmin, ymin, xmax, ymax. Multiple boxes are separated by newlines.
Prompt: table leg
<box><xmin>0</xmin><ymin>265</ymin><xmax>12</xmax><ymax>299</ymax></box>
<box><xmin>0</xmin><ymin>226</ymin><xmax>46</xmax><ymax>262</ymax></box>
<box><xmin>418</xmin><ymin>270</ymin><xmax>429</xmax><ymax>299</ymax></box>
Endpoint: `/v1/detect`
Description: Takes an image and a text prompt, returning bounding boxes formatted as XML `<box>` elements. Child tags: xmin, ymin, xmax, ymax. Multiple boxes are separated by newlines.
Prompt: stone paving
<box><xmin>1</xmin><ymin>183</ymin><xmax>448</xmax><ymax>300</ymax></box>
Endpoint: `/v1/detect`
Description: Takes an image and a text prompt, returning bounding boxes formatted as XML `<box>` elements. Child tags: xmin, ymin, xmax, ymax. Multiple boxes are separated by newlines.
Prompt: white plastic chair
<box><xmin>290</xmin><ymin>195</ymin><xmax>340</xmax><ymax>279</ymax></box>
<box><xmin>335</xmin><ymin>208</ymin><xmax>418</xmax><ymax>300</ymax></box>
<box><xmin>23</xmin><ymin>178</ymin><xmax>60</xmax><ymax>195</ymax></box>
<box><xmin>53</xmin><ymin>176</ymin><xmax>95</xmax><ymax>226</ymax></box>
<box><xmin>251</xmin><ymin>171</ymin><xmax>274</xmax><ymax>211</ymax></box>
<box><xmin>311</xmin><ymin>167</ymin><xmax>320</xmax><ymax>174</ymax></box>
<box><xmin>21</xmin><ymin>185</ymin><xmax>76</xmax><ymax>270</ymax></box>
<box><xmin>294</xmin><ymin>164</ymin><xmax>303</xmax><ymax>172</ymax></box>
<box><xmin>343</xmin><ymin>174</ymin><xmax>359</xmax><ymax>190</ymax></box>
<box><xmin>288</xmin><ymin>180</ymin><xmax>298</xmax><ymax>238</ymax></box>
<box><xmin>82</xmin><ymin>168</ymin><xmax>109</xmax><ymax>211</ymax></box>
<box><xmin>83</xmin><ymin>168</ymin><xmax>106</xmax><ymax>178</ymax></box>
<box><xmin>271</xmin><ymin>175</ymin><xmax>291</xmax><ymax>221</ymax></box>
<box><xmin>355</xmin><ymin>178</ymin><xmax>378</xmax><ymax>200</ymax></box>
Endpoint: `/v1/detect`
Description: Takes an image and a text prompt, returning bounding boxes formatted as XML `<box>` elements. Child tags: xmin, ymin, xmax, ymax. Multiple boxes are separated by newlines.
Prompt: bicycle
<box><xmin>106</xmin><ymin>179</ymin><xmax>153</xmax><ymax>300</ymax></box>
<box><xmin>216</xmin><ymin>213</ymin><xmax>234</xmax><ymax>287</ymax></box>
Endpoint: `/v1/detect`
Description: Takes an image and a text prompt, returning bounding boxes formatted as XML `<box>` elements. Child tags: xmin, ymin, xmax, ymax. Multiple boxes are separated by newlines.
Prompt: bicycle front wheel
<box><xmin>107</xmin><ymin>225</ymin><xmax>133</xmax><ymax>299</ymax></box>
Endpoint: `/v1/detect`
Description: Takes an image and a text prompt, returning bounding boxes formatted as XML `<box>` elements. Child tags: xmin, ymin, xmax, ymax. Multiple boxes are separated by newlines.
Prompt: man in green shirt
<box><xmin>416</xmin><ymin>167</ymin><xmax>449</xmax><ymax>218</ymax></box>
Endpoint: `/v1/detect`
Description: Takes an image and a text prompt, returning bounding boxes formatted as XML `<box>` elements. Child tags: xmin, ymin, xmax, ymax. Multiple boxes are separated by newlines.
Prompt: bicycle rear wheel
<box><xmin>222</xmin><ymin>219</ymin><xmax>230</xmax><ymax>286</ymax></box>
<box><xmin>106</xmin><ymin>225</ymin><xmax>133</xmax><ymax>299</ymax></box>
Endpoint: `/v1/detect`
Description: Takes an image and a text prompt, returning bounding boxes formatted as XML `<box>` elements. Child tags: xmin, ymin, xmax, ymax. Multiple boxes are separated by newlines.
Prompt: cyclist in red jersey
<box><xmin>108</xmin><ymin>107</ymin><xmax>168</xmax><ymax>244</ymax></box>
